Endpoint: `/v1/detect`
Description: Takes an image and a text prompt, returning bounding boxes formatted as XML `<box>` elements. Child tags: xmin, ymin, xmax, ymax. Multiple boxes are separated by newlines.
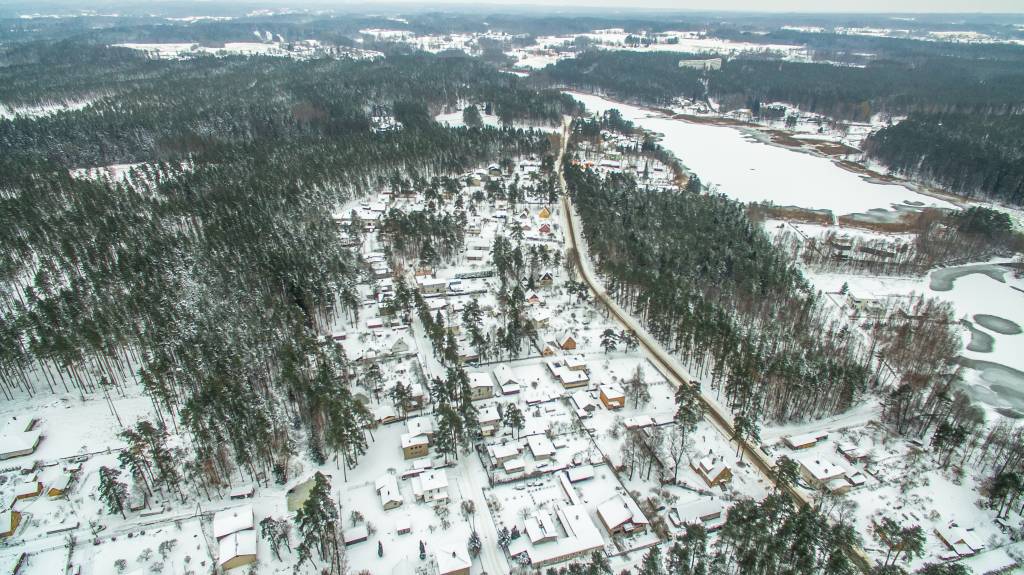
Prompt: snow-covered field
<box><xmin>567</xmin><ymin>92</ymin><xmax>958</xmax><ymax>216</ymax></box>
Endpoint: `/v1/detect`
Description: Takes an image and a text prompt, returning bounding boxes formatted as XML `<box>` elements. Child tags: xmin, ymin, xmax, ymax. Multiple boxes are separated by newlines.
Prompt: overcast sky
<box><xmin>307</xmin><ymin>0</ymin><xmax>1024</xmax><ymax>12</ymax></box>
<box><xmin>347</xmin><ymin>0</ymin><xmax>1024</xmax><ymax>12</ymax></box>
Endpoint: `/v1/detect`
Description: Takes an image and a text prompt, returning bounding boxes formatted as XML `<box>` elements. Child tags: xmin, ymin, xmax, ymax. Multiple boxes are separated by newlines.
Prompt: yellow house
<box><xmin>401</xmin><ymin>433</ymin><xmax>429</xmax><ymax>459</ymax></box>
<box><xmin>538</xmin><ymin>206</ymin><xmax>552</xmax><ymax>219</ymax></box>
<box><xmin>47</xmin><ymin>474</ymin><xmax>72</xmax><ymax>498</ymax></box>
<box><xmin>0</xmin><ymin>510</ymin><xmax>21</xmax><ymax>538</ymax></box>
<box><xmin>599</xmin><ymin>384</ymin><xmax>625</xmax><ymax>410</ymax></box>
<box><xmin>691</xmin><ymin>457</ymin><xmax>732</xmax><ymax>487</ymax></box>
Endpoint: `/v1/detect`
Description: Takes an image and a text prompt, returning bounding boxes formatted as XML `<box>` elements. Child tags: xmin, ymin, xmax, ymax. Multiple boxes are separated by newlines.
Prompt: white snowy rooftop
<box><xmin>407</xmin><ymin>416</ymin><xmax>433</xmax><ymax>436</ymax></box>
<box><xmin>419</xmin><ymin>469</ymin><xmax>448</xmax><ymax>492</ymax></box>
<box><xmin>597</xmin><ymin>493</ymin><xmax>649</xmax><ymax>531</ymax></box>
<box><xmin>525</xmin><ymin>511</ymin><xmax>559</xmax><ymax>543</ymax></box>
<box><xmin>468</xmin><ymin>372</ymin><xmax>493</xmax><ymax>389</ymax></box>
<box><xmin>375</xmin><ymin>474</ymin><xmax>403</xmax><ymax>507</ymax></box>
<box><xmin>478</xmin><ymin>403</ymin><xmax>500</xmax><ymax>424</ymax></box>
<box><xmin>401</xmin><ymin>433</ymin><xmax>428</xmax><ymax>449</ymax></box>
<box><xmin>566</xmin><ymin>465</ymin><xmax>595</xmax><ymax>482</ymax></box>
<box><xmin>218</xmin><ymin>529</ymin><xmax>257</xmax><ymax>566</ymax></box>
<box><xmin>674</xmin><ymin>497</ymin><xmax>726</xmax><ymax>525</ymax></box>
<box><xmin>492</xmin><ymin>364</ymin><xmax>518</xmax><ymax>385</ymax></box>
<box><xmin>435</xmin><ymin>546</ymin><xmax>472</xmax><ymax>574</ymax></box>
<box><xmin>491</xmin><ymin>443</ymin><xmax>519</xmax><ymax>460</ymax></box>
<box><xmin>798</xmin><ymin>456</ymin><xmax>846</xmax><ymax>482</ymax></box>
<box><xmin>599</xmin><ymin>383</ymin><xmax>624</xmax><ymax>399</ymax></box>
<box><xmin>527</xmin><ymin>435</ymin><xmax>557</xmax><ymax>458</ymax></box>
<box><xmin>0</xmin><ymin>430</ymin><xmax>42</xmax><ymax>457</ymax></box>
<box><xmin>509</xmin><ymin>503</ymin><xmax>604</xmax><ymax>566</ymax></box>
<box><xmin>212</xmin><ymin>505</ymin><xmax>254</xmax><ymax>539</ymax></box>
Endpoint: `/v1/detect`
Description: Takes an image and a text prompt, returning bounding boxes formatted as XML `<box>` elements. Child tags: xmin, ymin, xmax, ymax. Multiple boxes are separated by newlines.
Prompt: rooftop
<box><xmin>212</xmin><ymin>505</ymin><xmax>254</xmax><ymax>539</ymax></box>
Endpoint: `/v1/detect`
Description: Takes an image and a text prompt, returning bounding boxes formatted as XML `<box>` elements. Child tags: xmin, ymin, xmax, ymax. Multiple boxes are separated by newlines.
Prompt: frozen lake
<box><xmin>805</xmin><ymin>263</ymin><xmax>1024</xmax><ymax>420</ymax></box>
<box><xmin>566</xmin><ymin>92</ymin><xmax>958</xmax><ymax>216</ymax></box>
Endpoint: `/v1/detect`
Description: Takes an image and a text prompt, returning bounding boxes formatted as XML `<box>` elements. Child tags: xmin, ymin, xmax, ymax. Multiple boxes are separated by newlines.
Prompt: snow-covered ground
<box><xmin>766</xmin><ymin>424</ymin><xmax>1014</xmax><ymax>571</ymax></box>
<box><xmin>434</xmin><ymin>110</ymin><xmax>559</xmax><ymax>133</ymax></box>
<box><xmin>113</xmin><ymin>42</ymin><xmax>381</xmax><ymax>61</ymax></box>
<box><xmin>567</xmin><ymin>91</ymin><xmax>958</xmax><ymax>216</ymax></box>
<box><xmin>0</xmin><ymin>99</ymin><xmax>94</xmax><ymax>120</ymax></box>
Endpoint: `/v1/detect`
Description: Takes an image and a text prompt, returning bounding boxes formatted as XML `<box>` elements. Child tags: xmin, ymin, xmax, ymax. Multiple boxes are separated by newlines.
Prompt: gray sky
<box><xmin>359</xmin><ymin>0</ymin><xmax>1024</xmax><ymax>12</ymax></box>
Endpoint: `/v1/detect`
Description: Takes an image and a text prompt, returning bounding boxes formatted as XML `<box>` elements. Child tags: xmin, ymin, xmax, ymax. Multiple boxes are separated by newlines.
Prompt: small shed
<box><xmin>343</xmin><ymin>525</ymin><xmax>369</xmax><ymax>546</ymax></box>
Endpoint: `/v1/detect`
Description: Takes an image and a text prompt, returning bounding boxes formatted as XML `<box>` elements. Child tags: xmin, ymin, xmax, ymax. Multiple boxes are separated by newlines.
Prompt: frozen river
<box><xmin>566</xmin><ymin>92</ymin><xmax>958</xmax><ymax>216</ymax></box>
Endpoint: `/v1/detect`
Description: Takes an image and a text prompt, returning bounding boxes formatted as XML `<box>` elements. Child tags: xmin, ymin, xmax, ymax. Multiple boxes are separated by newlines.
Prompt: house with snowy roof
<box><xmin>213</xmin><ymin>505</ymin><xmax>257</xmax><ymax>571</ymax></box>
<box><xmin>691</xmin><ymin>457</ymin><xmax>732</xmax><ymax>487</ymax></box>
<box><xmin>797</xmin><ymin>456</ymin><xmax>847</xmax><ymax>492</ymax></box>
<box><xmin>935</xmin><ymin>523</ymin><xmax>985</xmax><ymax>557</ymax></box>
<box><xmin>0</xmin><ymin>510</ymin><xmax>21</xmax><ymax>539</ymax></box>
<box><xmin>527</xmin><ymin>435</ymin><xmax>557</xmax><ymax>461</ymax></box>
<box><xmin>671</xmin><ymin>497</ymin><xmax>728</xmax><ymax>531</ymax></box>
<box><xmin>412</xmin><ymin>469</ymin><xmax>449</xmax><ymax>502</ymax></box>
<box><xmin>599</xmin><ymin>383</ymin><xmax>625</xmax><ymax>410</ymax></box>
<box><xmin>401</xmin><ymin>433</ymin><xmax>429</xmax><ymax>460</ymax></box>
<box><xmin>558</xmin><ymin>332</ymin><xmax>577</xmax><ymax>350</ymax></box>
<box><xmin>507</xmin><ymin>504</ymin><xmax>604</xmax><ymax>568</ymax></box>
<box><xmin>783</xmin><ymin>431</ymin><xmax>828</xmax><ymax>450</ymax></box>
<box><xmin>468</xmin><ymin>372</ymin><xmax>494</xmax><ymax>400</ymax></box>
<box><xmin>492</xmin><ymin>364</ymin><xmax>521</xmax><ymax>395</ymax></box>
<box><xmin>478</xmin><ymin>403</ymin><xmax>501</xmax><ymax>436</ymax></box>
<box><xmin>490</xmin><ymin>443</ymin><xmax>520</xmax><ymax>465</ymax></box>
<box><xmin>219</xmin><ymin>530</ymin><xmax>257</xmax><ymax>571</ymax></box>
<box><xmin>375</xmin><ymin>474</ymin><xmax>404</xmax><ymax>510</ymax></box>
<box><xmin>435</xmin><ymin>546</ymin><xmax>472</xmax><ymax>575</ymax></box>
<box><xmin>0</xmin><ymin>428</ymin><xmax>42</xmax><ymax>461</ymax></box>
<box><xmin>597</xmin><ymin>493</ymin><xmax>650</xmax><ymax>535</ymax></box>
<box><xmin>546</xmin><ymin>359</ymin><xmax>589</xmax><ymax>388</ymax></box>
<box><xmin>525</xmin><ymin>511</ymin><xmax>559</xmax><ymax>544</ymax></box>
<box><xmin>407</xmin><ymin>416</ymin><xmax>434</xmax><ymax>439</ymax></box>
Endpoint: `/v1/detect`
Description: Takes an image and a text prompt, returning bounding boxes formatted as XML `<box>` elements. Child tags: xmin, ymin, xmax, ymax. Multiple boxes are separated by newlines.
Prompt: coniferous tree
<box><xmin>295</xmin><ymin>472</ymin><xmax>342</xmax><ymax>573</ymax></box>
<box><xmin>97</xmin><ymin>466</ymin><xmax>128</xmax><ymax>519</ymax></box>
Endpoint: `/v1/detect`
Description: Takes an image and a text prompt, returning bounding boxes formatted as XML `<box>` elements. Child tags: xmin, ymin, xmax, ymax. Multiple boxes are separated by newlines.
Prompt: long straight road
<box><xmin>554</xmin><ymin>116</ymin><xmax>873</xmax><ymax>573</ymax></box>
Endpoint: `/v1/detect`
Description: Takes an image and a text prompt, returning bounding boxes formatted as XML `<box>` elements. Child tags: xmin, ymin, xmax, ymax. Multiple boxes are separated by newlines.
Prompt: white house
<box><xmin>797</xmin><ymin>456</ymin><xmax>847</xmax><ymax>491</ymax></box>
<box><xmin>478</xmin><ymin>403</ymin><xmax>501</xmax><ymax>436</ymax></box>
<box><xmin>492</xmin><ymin>364</ymin><xmax>521</xmax><ymax>394</ymax></box>
<box><xmin>527</xmin><ymin>435</ymin><xmax>557</xmax><ymax>460</ymax></box>
<box><xmin>0</xmin><ymin>430</ymin><xmax>42</xmax><ymax>461</ymax></box>
<box><xmin>672</xmin><ymin>498</ymin><xmax>728</xmax><ymax>531</ymax></box>
<box><xmin>412</xmin><ymin>469</ymin><xmax>449</xmax><ymax>502</ymax></box>
<box><xmin>506</xmin><ymin>504</ymin><xmax>604</xmax><ymax>568</ymax></box>
<box><xmin>375</xmin><ymin>474</ymin><xmax>404</xmax><ymax>510</ymax></box>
